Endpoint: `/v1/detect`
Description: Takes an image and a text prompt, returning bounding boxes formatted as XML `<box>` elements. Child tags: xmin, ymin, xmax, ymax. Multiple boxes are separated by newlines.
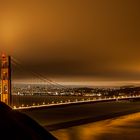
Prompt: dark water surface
<box><xmin>51</xmin><ymin>112</ymin><xmax>140</xmax><ymax>140</ymax></box>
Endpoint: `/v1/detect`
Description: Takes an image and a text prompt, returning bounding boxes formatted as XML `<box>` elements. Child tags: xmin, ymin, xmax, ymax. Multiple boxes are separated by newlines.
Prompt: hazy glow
<box><xmin>0</xmin><ymin>0</ymin><xmax>140</xmax><ymax>84</ymax></box>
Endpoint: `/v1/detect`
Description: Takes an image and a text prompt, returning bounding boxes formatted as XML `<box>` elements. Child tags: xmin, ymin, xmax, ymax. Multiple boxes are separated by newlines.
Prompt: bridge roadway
<box><xmin>13</xmin><ymin>95</ymin><xmax>140</xmax><ymax>110</ymax></box>
<box><xmin>18</xmin><ymin>96</ymin><xmax>140</xmax><ymax>131</ymax></box>
<box><xmin>14</xmin><ymin>95</ymin><xmax>140</xmax><ymax>110</ymax></box>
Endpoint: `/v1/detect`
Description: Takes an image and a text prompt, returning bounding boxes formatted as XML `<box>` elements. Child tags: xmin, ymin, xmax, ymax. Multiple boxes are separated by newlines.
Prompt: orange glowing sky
<box><xmin>0</xmin><ymin>0</ymin><xmax>140</xmax><ymax>86</ymax></box>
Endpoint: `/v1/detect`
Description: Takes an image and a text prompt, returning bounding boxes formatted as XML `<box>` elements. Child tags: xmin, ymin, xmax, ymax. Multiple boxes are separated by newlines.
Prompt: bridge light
<box><xmin>13</xmin><ymin>106</ymin><xmax>16</xmax><ymax>109</ymax></box>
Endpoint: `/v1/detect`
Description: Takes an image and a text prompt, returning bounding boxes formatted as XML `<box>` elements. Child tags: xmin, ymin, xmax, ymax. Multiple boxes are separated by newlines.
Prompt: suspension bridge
<box><xmin>0</xmin><ymin>53</ymin><xmax>140</xmax><ymax>110</ymax></box>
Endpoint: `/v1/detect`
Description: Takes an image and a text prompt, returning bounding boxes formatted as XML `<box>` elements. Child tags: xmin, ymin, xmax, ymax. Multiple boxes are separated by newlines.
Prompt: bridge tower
<box><xmin>0</xmin><ymin>54</ymin><xmax>11</xmax><ymax>106</ymax></box>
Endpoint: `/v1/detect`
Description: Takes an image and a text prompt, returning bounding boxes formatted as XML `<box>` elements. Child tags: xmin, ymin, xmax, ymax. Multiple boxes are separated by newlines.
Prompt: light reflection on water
<box><xmin>51</xmin><ymin>112</ymin><xmax>140</xmax><ymax>140</ymax></box>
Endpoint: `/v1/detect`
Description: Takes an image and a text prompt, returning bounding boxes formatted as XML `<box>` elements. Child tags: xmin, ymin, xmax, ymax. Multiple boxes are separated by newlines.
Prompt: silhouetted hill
<box><xmin>0</xmin><ymin>102</ymin><xmax>57</xmax><ymax>140</ymax></box>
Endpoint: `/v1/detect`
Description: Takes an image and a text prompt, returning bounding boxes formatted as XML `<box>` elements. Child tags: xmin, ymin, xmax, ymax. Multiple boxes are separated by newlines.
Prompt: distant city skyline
<box><xmin>12</xmin><ymin>79</ymin><xmax>140</xmax><ymax>88</ymax></box>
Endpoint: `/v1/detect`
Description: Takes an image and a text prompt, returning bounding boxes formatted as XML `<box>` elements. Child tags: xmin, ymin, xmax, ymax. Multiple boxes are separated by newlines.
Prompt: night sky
<box><xmin>0</xmin><ymin>0</ymin><xmax>140</xmax><ymax>86</ymax></box>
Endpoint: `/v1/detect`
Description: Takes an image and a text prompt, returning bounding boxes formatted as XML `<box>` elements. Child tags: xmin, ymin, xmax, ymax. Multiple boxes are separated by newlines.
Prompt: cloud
<box><xmin>0</xmin><ymin>0</ymin><xmax>140</xmax><ymax>83</ymax></box>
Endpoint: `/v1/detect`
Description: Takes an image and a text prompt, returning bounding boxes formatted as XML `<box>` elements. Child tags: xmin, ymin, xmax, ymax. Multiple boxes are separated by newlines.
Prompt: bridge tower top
<box><xmin>0</xmin><ymin>54</ymin><xmax>11</xmax><ymax>106</ymax></box>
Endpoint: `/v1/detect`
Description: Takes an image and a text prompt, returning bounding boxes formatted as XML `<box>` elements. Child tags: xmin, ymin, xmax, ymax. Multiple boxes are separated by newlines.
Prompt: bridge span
<box><xmin>14</xmin><ymin>95</ymin><xmax>140</xmax><ymax>110</ymax></box>
<box><xmin>1</xmin><ymin>54</ymin><xmax>140</xmax><ymax>111</ymax></box>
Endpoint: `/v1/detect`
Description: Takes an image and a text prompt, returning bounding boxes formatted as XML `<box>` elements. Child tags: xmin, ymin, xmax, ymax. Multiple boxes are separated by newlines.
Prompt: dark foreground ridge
<box><xmin>0</xmin><ymin>102</ymin><xmax>57</xmax><ymax>140</ymax></box>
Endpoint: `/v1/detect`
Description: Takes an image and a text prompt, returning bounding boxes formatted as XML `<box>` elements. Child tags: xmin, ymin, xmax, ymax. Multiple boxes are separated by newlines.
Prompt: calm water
<box><xmin>51</xmin><ymin>112</ymin><xmax>140</xmax><ymax>140</ymax></box>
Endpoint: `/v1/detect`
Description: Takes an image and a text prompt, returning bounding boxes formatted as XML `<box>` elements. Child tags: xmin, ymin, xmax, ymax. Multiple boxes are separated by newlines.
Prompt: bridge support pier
<box><xmin>0</xmin><ymin>54</ymin><xmax>11</xmax><ymax>106</ymax></box>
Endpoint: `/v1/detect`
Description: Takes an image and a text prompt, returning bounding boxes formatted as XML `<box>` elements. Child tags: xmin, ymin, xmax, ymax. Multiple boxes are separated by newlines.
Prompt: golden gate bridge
<box><xmin>1</xmin><ymin>53</ymin><xmax>140</xmax><ymax>110</ymax></box>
